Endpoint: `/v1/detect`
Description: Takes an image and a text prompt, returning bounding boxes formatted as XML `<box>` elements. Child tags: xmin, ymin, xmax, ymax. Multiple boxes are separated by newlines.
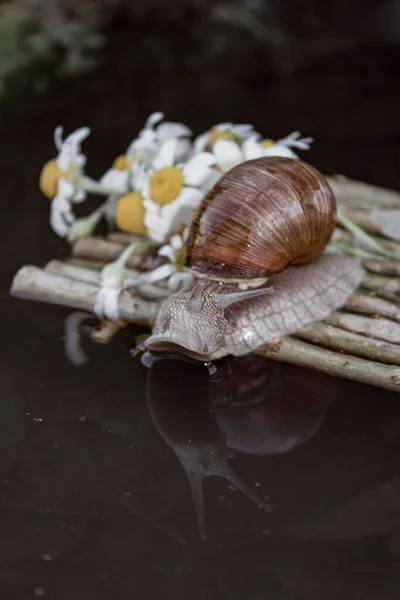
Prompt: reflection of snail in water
<box><xmin>211</xmin><ymin>357</ymin><xmax>333</xmax><ymax>456</ymax></box>
<box><xmin>145</xmin><ymin>157</ymin><xmax>364</xmax><ymax>362</ymax></box>
<box><xmin>145</xmin><ymin>354</ymin><xmax>332</xmax><ymax>540</ymax></box>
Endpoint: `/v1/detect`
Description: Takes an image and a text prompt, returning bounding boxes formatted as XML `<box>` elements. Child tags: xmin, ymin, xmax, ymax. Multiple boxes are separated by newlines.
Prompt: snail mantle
<box><xmin>10</xmin><ymin>171</ymin><xmax>400</xmax><ymax>395</ymax></box>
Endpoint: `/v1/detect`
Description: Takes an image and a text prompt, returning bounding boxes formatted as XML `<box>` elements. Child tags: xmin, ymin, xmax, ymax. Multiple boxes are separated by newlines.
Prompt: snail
<box><xmin>144</xmin><ymin>156</ymin><xmax>365</xmax><ymax>361</ymax></box>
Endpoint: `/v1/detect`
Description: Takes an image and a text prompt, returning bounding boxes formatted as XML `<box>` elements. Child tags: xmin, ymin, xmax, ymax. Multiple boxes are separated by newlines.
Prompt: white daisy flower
<box><xmin>140</xmin><ymin>138</ymin><xmax>217</xmax><ymax>244</ymax></box>
<box><xmin>98</xmin><ymin>154</ymin><xmax>132</xmax><ymax>195</ymax></box>
<box><xmin>39</xmin><ymin>126</ymin><xmax>90</xmax><ymax>203</ymax></box>
<box><xmin>209</xmin><ymin>130</ymin><xmax>314</xmax><ymax>172</ymax></box>
<box><xmin>39</xmin><ymin>126</ymin><xmax>90</xmax><ymax>237</ymax></box>
<box><xmin>193</xmin><ymin>122</ymin><xmax>258</xmax><ymax>154</ymax></box>
<box><xmin>126</xmin><ymin>111</ymin><xmax>193</xmax><ymax>164</ymax></box>
<box><xmin>242</xmin><ymin>131</ymin><xmax>314</xmax><ymax>161</ymax></box>
<box><xmin>140</xmin><ymin>230</ymin><xmax>193</xmax><ymax>291</ymax></box>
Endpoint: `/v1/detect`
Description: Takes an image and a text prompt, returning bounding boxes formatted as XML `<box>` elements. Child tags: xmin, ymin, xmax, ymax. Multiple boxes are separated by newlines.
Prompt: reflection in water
<box><xmin>145</xmin><ymin>354</ymin><xmax>332</xmax><ymax>540</ymax></box>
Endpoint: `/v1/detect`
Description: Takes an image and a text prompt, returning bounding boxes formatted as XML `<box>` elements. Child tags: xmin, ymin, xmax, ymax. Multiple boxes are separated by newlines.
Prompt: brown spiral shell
<box><xmin>184</xmin><ymin>156</ymin><xmax>336</xmax><ymax>281</ymax></box>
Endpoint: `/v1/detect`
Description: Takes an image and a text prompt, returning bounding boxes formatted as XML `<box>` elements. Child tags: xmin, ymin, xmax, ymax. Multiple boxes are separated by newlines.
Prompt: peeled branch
<box><xmin>257</xmin><ymin>337</ymin><xmax>400</xmax><ymax>394</ymax></box>
<box><xmin>327</xmin><ymin>175</ymin><xmax>400</xmax><ymax>209</ymax></box>
<box><xmin>325</xmin><ymin>312</ymin><xmax>400</xmax><ymax>345</ymax></box>
<box><xmin>295</xmin><ymin>321</ymin><xmax>400</xmax><ymax>366</ymax></box>
<box><xmin>344</xmin><ymin>293</ymin><xmax>400</xmax><ymax>322</ymax></box>
<box><xmin>10</xmin><ymin>265</ymin><xmax>160</xmax><ymax>325</ymax></box>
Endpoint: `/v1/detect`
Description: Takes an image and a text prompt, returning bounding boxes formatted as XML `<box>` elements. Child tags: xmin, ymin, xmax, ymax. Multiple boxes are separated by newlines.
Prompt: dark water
<box><xmin>1</xmin><ymin>35</ymin><xmax>400</xmax><ymax>599</ymax></box>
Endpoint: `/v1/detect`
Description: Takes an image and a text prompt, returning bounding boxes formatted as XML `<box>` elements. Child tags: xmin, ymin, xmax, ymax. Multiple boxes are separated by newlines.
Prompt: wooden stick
<box><xmin>325</xmin><ymin>312</ymin><xmax>400</xmax><ymax>345</ymax></box>
<box><xmin>295</xmin><ymin>322</ymin><xmax>400</xmax><ymax>366</ymax></box>
<box><xmin>332</xmin><ymin>228</ymin><xmax>400</xmax><ymax>259</ymax></box>
<box><xmin>327</xmin><ymin>175</ymin><xmax>400</xmax><ymax>209</ymax></box>
<box><xmin>362</xmin><ymin>273</ymin><xmax>400</xmax><ymax>294</ymax></box>
<box><xmin>363</xmin><ymin>260</ymin><xmax>400</xmax><ymax>277</ymax></box>
<box><xmin>72</xmin><ymin>236</ymin><xmax>163</xmax><ymax>271</ymax></box>
<box><xmin>338</xmin><ymin>207</ymin><xmax>400</xmax><ymax>243</ymax></box>
<box><xmin>45</xmin><ymin>259</ymin><xmax>171</xmax><ymax>300</ymax></box>
<box><xmin>107</xmin><ymin>232</ymin><xmax>146</xmax><ymax>245</ymax></box>
<box><xmin>72</xmin><ymin>236</ymin><xmax>125</xmax><ymax>262</ymax></box>
<box><xmin>344</xmin><ymin>293</ymin><xmax>400</xmax><ymax>322</ymax></box>
<box><xmin>257</xmin><ymin>337</ymin><xmax>400</xmax><ymax>394</ymax></box>
<box><xmin>90</xmin><ymin>320</ymin><xmax>126</xmax><ymax>344</ymax></box>
<box><xmin>10</xmin><ymin>265</ymin><xmax>160</xmax><ymax>325</ymax></box>
<box><xmin>67</xmin><ymin>257</ymin><xmax>108</xmax><ymax>269</ymax></box>
<box><xmin>338</xmin><ymin>208</ymin><xmax>381</xmax><ymax>234</ymax></box>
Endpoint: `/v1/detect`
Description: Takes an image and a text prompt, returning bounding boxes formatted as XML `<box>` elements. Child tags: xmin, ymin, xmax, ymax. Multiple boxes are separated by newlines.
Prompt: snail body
<box><xmin>144</xmin><ymin>157</ymin><xmax>364</xmax><ymax>361</ymax></box>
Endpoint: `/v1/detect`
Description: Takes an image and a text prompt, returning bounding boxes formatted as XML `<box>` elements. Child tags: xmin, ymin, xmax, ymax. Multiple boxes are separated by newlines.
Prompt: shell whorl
<box><xmin>184</xmin><ymin>156</ymin><xmax>336</xmax><ymax>282</ymax></box>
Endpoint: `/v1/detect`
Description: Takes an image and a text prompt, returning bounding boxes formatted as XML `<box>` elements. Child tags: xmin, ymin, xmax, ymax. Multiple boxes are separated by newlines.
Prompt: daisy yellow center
<box><xmin>115</xmin><ymin>192</ymin><xmax>146</xmax><ymax>235</ymax></box>
<box><xmin>112</xmin><ymin>155</ymin><xmax>131</xmax><ymax>170</ymax></box>
<box><xmin>39</xmin><ymin>158</ymin><xmax>65</xmax><ymax>199</ymax></box>
<box><xmin>149</xmin><ymin>167</ymin><xmax>184</xmax><ymax>205</ymax></box>
<box><xmin>206</xmin><ymin>129</ymin><xmax>236</xmax><ymax>150</ymax></box>
<box><xmin>260</xmin><ymin>138</ymin><xmax>275</xmax><ymax>148</ymax></box>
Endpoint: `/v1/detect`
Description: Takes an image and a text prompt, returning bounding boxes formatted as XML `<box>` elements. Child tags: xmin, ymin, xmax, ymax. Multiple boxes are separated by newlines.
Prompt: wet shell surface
<box><xmin>184</xmin><ymin>156</ymin><xmax>336</xmax><ymax>282</ymax></box>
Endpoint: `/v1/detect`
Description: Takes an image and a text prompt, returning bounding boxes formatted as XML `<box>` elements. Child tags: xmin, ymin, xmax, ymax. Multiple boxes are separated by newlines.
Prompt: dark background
<box><xmin>1</xmin><ymin>1</ymin><xmax>400</xmax><ymax>598</ymax></box>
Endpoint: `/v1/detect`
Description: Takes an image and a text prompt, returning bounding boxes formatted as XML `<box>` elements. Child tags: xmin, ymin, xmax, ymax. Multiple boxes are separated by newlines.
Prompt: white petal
<box><xmin>263</xmin><ymin>145</ymin><xmax>298</xmax><ymax>159</ymax></box>
<box><xmin>144</xmin><ymin>263</ymin><xmax>176</xmax><ymax>282</ymax></box>
<box><xmin>54</xmin><ymin>126</ymin><xmax>64</xmax><ymax>151</ymax></box>
<box><xmin>156</xmin><ymin>122</ymin><xmax>192</xmax><ymax>141</ymax></box>
<box><xmin>277</xmin><ymin>131</ymin><xmax>313</xmax><ymax>150</ymax></box>
<box><xmin>71</xmin><ymin>189</ymin><xmax>87</xmax><ymax>204</ymax></box>
<box><xmin>99</xmin><ymin>169</ymin><xmax>130</xmax><ymax>191</ymax></box>
<box><xmin>213</xmin><ymin>122</ymin><xmax>233</xmax><ymax>131</ymax></box>
<box><xmin>232</xmin><ymin>124</ymin><xmax>256</xmax><ymax>137</ymax></box>
<box><xmin>64</xmin><ymin>127</ymin><xmax>90</xmax><ymax>148</ymax></box>
<box><xmin>193</xmin><ymin>133</ymin><xmax>208</xmax><ymax>153</ymax></box>
<box><xmin>50</xmin><ymin>196</ymin><xmax>74</xmax><ymax>237</ymax></box>
<box><xmin>182</xmin><ymin>152</ymin><xmax>216</xmax><ymax>186</ymax></box>
<box><xmin>212</xmin><ymin>140</ymin><xmax>244</xmax><ymax>171</ymax></box>
<box><xmin>153</xmin><ymin>138</ymin><xmax>178</xmax><ymax>169</ymax></box>
<box><xmin>242</xmin><ymin>136</ymin><xmax>264</xmax><ymax>160</ymax></box>
<box><xmin>170</xmin><ymin>234</ymin><xmax>183</xmax><ymax>250</ymax></box>
<box><xmin>145</xmin><ymin>112</ymin><xmax>164</xmax><ymax>129</ymax></box>
<box><xmin>158</xmin><ymin>244</ymin><xmax>175</xmax><ymax>262</ymax></box>
<box><xmin>56</xmin><ymin>153</ymin><xmax>71</xmax><ymax>172</ymax></box>
<box><xmin>57</xmin><ymin>177</ymin><xmax>74</xmax><ymax>197</ymax></box>
<box><xmin>200</xmin><ymin>168</ymin><xmax>221</xmax><ymax>194</ymax></box>
<box><xmin>168</xmin><ymin>271</ymin><xmax>192</xmax><ymax>291</ymax></box>
<box><xmin>175</xmin><ymin>139</ymin><xmax>192</xmax><ymax>163</ymax></box>
<box><xmin>176</xmin><ymin>186</ymin><xmax>204</xmax><ymax>207</ymax></box>
<box><xmin>75</xmin><ymin>154</ymin><xmax>87</xmax><ymax>169</ymax></box>
<box><xmin>142</xmin><ymin>197</ymin><xmax>159</xmax><ymax>213</ymax></box>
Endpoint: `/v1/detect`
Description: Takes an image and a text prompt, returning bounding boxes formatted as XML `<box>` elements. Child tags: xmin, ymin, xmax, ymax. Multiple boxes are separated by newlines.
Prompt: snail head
<box><xmin>144</xmin><ymin>281</ymin><xmax>273</xmax><ymax>361</ymax></box>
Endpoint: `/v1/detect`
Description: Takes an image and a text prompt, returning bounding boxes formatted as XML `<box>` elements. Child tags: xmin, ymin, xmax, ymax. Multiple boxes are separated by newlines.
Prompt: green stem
<box><xmin>331</xmin><ymin>242</ymin><xmax>391</xmax><ymax>262</ymax></box>
<box><xmin>80</xmin><ymin>175</ymin><xmax>127</xmax><ymax>197</ymax></box>
<box><xmin>336</xmin><ymin>209</ymin><xmax>393</xmax><ymax>259</ymax></box>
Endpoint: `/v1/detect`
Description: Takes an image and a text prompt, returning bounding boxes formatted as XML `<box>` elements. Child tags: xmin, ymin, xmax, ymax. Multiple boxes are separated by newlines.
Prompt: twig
<box><xmin>332</xmin><ymin>229</ymin><xmax>400</xmax><ymax>260</ymax></box>
<box><xmin>362</xmin><ymin>273</ymin><xmax>400</xmax><ymax>295</ymax></box>
<box><xmin>107</xmin><ymin>232</ymin><xmax>146</xmax><ymax>245</ymax></box>
<box><xmin>325</xmin><ymin>312</ymin><xmax>400</xmax><ymax>345</ymax></box>
<box><xmin>327</xmin><ymin>175</ymin><xmax>400</xmax><ymax>209</ymax></box>
<box><xmin>336</xmin><ymin>210</ymin><xmax>391</xmax><ymax>257</ymax></box>
<box><xmin>45</xmin><ymin>259</ymin><xmax>171</xmax><ymax>300</ymax></box>
<box><xmin>256</xmin><ymin>337</ymin><xmax>400</xmax><ymax>394</ymax></box>
<box><xmin>363</xmin><ymin>260</ymin><xmax>400</xmax><ymax>277</ymax></box>
<box><xmin>72</xmin><ymin>236</ymin><xmax>163</xmax><ymax>271</ymax></box>
<box><xmin>90</xmin><ymin>320</ymin><xmax>126</xmax><ymax>344</ymax></box>
<box><xmin>337</xmin><ymin>208</ymin><xmax>381</xmax><ymax>234</ymax></box>
<box><xmin>344</xmin><ymin>293</ymin><xmax>400</xmax><ymax>322</ymax></box>
<box><xmin>10</xmin><ymin>265</ymin><xmax>160</xmax><ymax>325</ymax></box>
<box><xmin>295</xmin><ymin>322</ymin><xmax>400</xmax><ymax>366</ymax></box>
<box><xmin>339</xmin><ymin>207</ymin><xmax>400</xmax><ymax>243</ymax></box>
